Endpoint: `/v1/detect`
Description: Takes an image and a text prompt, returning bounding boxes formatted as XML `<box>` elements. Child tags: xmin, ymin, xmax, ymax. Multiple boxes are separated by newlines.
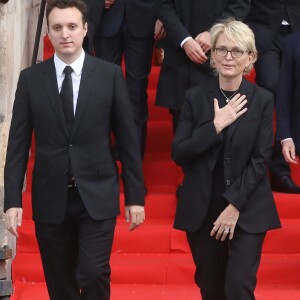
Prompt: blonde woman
<box><xmin>172</xmin><ymin>19</ymin><xmax>281</xmax><ymax>300</ymax></box>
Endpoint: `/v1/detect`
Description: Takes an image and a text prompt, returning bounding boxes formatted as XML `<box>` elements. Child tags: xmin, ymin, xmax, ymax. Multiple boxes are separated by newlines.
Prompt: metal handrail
<box><xmin>31</xmin><ymin>0</ymin><xmax>47</xmax><ymax>66</ymax></box>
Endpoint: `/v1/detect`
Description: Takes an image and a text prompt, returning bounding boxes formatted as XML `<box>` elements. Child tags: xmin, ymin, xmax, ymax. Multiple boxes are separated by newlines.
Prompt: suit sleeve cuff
<box><xmin>281</xmin><ymin>138</ymin><xmax>293</xmax><ymax>144</ymax></box>
<box><xmin>180</xmin><ymin>36</ymin><xmax>192</xmax><ymax>48</ymax></box>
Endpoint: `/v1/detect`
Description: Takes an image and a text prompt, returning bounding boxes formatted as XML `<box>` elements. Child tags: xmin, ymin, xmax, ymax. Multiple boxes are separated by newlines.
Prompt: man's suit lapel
<box><xmin>71</xmin><ymin>54</ymin><xmax>94</xmax><ymax>138</ymax></box>
<box><xmin>42</xmin><ymin>58</ymin><xmax>69</xmax><ymax>137</ymax></box>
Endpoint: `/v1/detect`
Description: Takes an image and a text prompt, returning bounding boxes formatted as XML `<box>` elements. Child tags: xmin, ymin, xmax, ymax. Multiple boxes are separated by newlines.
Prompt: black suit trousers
<box><xmin>186</xmin><ymin>174</ymin><xmax>265</xmax><ymax>300</ymax></box>
<box><xmin>93</xmin><ymin>21</ymin><xmax>154</xmax><ymax>159</ymax></box>
<box><xmin>255</xmin><ymin>25</ymin><xmax>293</xmax><ymax>178</ymax></box>
<box><xmin>35</xmin><ymin>187</ymin><xmax>116</xmax><ymax>300</ymax></box>
<box><xmin>187</xmin><ymin>222</ymin><xmax>265</xmax><ymax>300</ymax></box>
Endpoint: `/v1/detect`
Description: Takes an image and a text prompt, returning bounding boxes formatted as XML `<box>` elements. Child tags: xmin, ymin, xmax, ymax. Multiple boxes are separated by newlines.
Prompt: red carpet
<box><xmin>10</xmin><ymin>38</ymin><xmax>300</xmax><ymax>299</ymax></box>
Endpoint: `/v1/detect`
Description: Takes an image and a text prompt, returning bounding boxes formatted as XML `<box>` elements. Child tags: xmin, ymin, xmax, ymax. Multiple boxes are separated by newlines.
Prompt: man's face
<box><xmin>48</xmin><ymin>7</ymin><xmax>87</xmax><ymax>63</ymax></box>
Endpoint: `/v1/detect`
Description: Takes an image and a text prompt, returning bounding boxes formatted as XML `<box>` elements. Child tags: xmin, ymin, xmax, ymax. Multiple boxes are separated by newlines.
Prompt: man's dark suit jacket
<box><xmin>246</xmin><ymin>0</ymin><xmax>300</xmax><ymax>53</ymax></box>
<box><xmin>276</xmin><ymin>30</ymin><xmax>300</xmax><ymax>155</ymax></box>
<box><xmin>155</xmin><ymin>0</ymin><xmax>251</xmax><ymax>110</ymax></box>
<box><xmin>172</xmin><ymin>78</ymin><xmax>281</xmax><ymax>233</ymax></box>
<box><xmin>4</xmin><ymin>54</ymin><xmax>145</xmax><ymax>224</ymax></box>
<box><xmin>83</xmin><ymin>0</ymin><xmax>105</xmax><ymax>54</ymax></box>
<box><xmin>95</xmin><ymin>0</ymin><xmax>157</xmax><ymax>38</ymax></box>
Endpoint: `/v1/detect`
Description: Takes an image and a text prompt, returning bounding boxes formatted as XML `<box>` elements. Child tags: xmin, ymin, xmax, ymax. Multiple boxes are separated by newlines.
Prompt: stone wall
<box><xmin>0</xmin><ymin>0</ymin><xmax>43</xmax><ymax>294</ymax></box>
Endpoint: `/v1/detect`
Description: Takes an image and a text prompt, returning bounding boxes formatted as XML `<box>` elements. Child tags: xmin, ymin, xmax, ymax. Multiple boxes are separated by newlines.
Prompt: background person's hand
<box><xmin>183</xmin><ymin>38</ymin><xmax>208</xmax><ymax>64</ymax></box>
<box><xmin>282</xmin><ymin>139</ymin><xmax>299</xmax><ymax>164</ymax></box>
<box><xmin>105</xmin><ymin>0</ymin><xmax>115</xmax><ymax>9</ymax></box>
<box><xmin>195</xmin><ymin>31</ymin><xmax>211</xmax><ymax>54</ymax></box>
<box><xmin>125</xmin><ymin>205</ymin><xmax>145</xmax><ymax>231</ymax></box>
<box><xmin>154</xmin><ymin>19</ymin><xmax>166</xmax><ymax>40</ymax></box>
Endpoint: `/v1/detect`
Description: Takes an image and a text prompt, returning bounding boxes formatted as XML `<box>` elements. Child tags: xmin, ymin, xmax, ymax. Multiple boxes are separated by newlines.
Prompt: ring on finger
<box><xmin>224</xmin><ymin>228</ymin><xmax>230</xmax><ymax>234</ymax></box>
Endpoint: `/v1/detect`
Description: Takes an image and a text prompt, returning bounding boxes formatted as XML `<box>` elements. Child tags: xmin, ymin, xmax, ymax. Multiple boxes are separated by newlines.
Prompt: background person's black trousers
<box><xmin>35</xmin><ymin>187</ymin><xmax>116</xmax><ymax>300</ymax></box>
<box><xmin>255</xmin><ymin>25</ymin><xmax>292</xmax><ymax>179</ymax></box>
<box><xmin>94</xmin><ymin>21</ymin><xmax>154</xmax><ymax>159</ymax></box>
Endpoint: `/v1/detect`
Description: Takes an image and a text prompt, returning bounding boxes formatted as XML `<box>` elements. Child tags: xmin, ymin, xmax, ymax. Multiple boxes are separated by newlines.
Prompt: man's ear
<box><xmin>84</xmin><ymin>22</ymin><xmax>88</xmax><ymax>36</ymax></box>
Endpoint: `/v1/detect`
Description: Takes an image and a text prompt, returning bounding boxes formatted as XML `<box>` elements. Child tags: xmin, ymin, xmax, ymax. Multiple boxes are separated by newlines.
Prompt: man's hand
<box><xmin>5</xmin><ymin>207</ymin><xmax>23</xmax><ymax>238</ymax></box>
<box><xmin>282</xmin><ymin>139</ymin><xmax>299</xmax><ymax>164</ymax></box>
<box><xmin>210</xmin><ymin>204</ymin><xmax>239</xmax><ymax>241</ymax></box>
<box><xmin>195</xmin><ymin>31</ymin><xmax>211</xmax><ymax>54</ymax></box>
<box><xmin>213</xmin><ymin>94</ymin><xmax>248</xmax><ymax>134</ymax></box>
<box><xmin>125</xmin><ymin>205</ymin><xmax>145</xmax><ymax>231</ymax></box>
<box><xmin>154</xmin><ymin>19</ymin><xmax>166</xmax><ymax>41</ymax></box>
<box><xmin>105</xmin><ymin>0</ymin><xmax>115</xmax><ymax>9</ymax></box>
<box><xmin>182</xmin><ymin>38</ymin><xmax>208</xmax><ymax>64</ymax></box>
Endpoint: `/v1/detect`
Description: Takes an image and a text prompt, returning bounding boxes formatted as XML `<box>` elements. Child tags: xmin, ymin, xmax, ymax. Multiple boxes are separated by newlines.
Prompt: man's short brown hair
<box><xmin>46</xmin><ymin>0</ymin><xmax>87</xmax><ymax>26</ymax></box>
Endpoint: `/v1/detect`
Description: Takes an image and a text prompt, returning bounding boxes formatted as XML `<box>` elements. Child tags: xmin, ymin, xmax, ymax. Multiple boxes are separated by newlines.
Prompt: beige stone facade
<box><xmin>0</xmin><ymin>0</ymin><xmax>44</xmax><ymax>292</ymax></box>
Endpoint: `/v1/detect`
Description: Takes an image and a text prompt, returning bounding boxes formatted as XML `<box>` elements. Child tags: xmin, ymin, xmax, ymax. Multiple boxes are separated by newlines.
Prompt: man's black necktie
<box><xmin>60</xmin><ymin>66</ymin><xmax>74</xmax><ymax>180</ymax></box>
<box><xmin>60</xmin><ymin>66</ymin><xmax>74</xmax><ymax>135</ymax></box>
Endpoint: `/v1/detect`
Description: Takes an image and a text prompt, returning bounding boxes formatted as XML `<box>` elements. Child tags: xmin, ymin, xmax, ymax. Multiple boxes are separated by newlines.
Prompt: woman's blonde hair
<box><xmin>210</xmin><ymin>18</ymin><xmax>257</xmax><ymax>75</ymax></box>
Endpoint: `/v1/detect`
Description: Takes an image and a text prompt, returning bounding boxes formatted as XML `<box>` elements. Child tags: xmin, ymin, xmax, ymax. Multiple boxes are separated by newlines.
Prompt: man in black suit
<box><xmin>246</xmin><ymin>0</ymin><xmax>300</xmax><ymax>193</ymax></box>
<box><xmin>93</xmin><ymin>0</ymin><xmax>164</xmax><ymax>160</ymax></box>
<box><xmin>156</xmin><ymin>0</ymin><xmax>251</xmax><ymax>132</ymax></box>
<box><xmin>4</xmin><ymin>1</ymin><xmax>145</xmax><ymax>299</ymax></box>
<box><xmin>276</xmin><ymin>30</ymin><xmax>300</xmax><ymax>165</ymax></box>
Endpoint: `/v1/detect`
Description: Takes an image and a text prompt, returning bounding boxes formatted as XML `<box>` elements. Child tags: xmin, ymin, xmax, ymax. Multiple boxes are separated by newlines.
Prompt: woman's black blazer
<box><xmin>172</xmin><ymin>78</ymin><xmax>281</xmax><ymax>233</ymax></box>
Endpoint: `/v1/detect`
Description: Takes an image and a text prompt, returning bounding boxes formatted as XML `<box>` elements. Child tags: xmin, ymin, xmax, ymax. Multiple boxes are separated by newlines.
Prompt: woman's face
<box><xmin>212</xmin><ymin>33</ymin><xmax>253</xmax><ymax>81</ymax></box>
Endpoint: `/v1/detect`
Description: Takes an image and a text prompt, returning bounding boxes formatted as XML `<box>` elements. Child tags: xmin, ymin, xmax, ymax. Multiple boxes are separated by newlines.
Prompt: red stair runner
<box><xmin>9</xmin><ymin>37</ymin><xmax>300</xmax><ymax>299</ymax></box>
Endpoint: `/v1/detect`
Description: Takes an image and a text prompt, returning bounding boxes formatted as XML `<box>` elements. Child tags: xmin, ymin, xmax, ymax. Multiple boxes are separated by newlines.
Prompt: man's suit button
<box><xmin>225</xmin><ymin>157</ymin><xmax>230</xmax><ymax>164</ymax></box>
<box><xmin>226</xmin><ymin>180</ymin><xmax>231</xmax><ymax>186</ymax></box>
<box><xmin>69</xmin><ymin>144</ymin><xmax>73</xmax><ymax>148</ymax></box>
<box><xmin>64</xmin><ymin>169</ymin><xmax>68</xmax><ymax>175</ymax></box>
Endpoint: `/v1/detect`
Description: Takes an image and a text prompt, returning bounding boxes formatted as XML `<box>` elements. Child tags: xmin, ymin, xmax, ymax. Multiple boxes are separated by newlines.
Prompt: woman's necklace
<box><xmin>219</xmin><ymin>87</ymin><xmax>239</xmax><ymax>103</ymax></box>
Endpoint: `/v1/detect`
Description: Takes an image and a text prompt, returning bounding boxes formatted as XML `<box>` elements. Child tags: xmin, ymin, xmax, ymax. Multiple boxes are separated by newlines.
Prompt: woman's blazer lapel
<box><xmin>226</xmin><ymin>78</ymin><xmax>252</xmax><ymax>144</ymax></box>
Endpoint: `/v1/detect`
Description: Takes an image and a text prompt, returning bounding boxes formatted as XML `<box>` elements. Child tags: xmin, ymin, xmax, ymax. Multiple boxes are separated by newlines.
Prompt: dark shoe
<box><xmin>270</xmin><ymin>175</ymin><xmax>300</xmax><ymax>193</ymax></box>
<box><xmin>176</xmin><ymin>183</ymin><xmax>182</xmax><ymax>199</ymax></box>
